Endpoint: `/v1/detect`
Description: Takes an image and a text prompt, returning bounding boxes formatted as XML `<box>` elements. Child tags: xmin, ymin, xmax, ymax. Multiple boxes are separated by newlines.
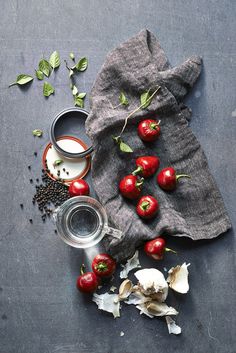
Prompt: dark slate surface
<box><xmin>0</xmin><ymin>1</ymin><xmax>235</xmax><ymax>353</ymax></box>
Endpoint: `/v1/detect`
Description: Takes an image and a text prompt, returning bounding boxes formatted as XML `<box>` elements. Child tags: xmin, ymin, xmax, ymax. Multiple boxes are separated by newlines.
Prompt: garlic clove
<box><xmin>118</xmin><ymin>279</ymin><xmax>133</xmax><ymax>300</ymax></box>
<box><xmin>167</xmin><ymin>263</ymin><xmax>190</xmax><ymax>294</ymax></box>
<box><xmin>146</xmin><ymin>301</ymin><xmax>178</xmax><ymax>317</ymax></box>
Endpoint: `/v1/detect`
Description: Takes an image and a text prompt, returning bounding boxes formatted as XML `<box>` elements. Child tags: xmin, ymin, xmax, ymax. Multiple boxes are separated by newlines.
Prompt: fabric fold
<box><xmin>86</xmin><ymin>29</ymin><xmax>231</xmax><ymax>262</ymax></box>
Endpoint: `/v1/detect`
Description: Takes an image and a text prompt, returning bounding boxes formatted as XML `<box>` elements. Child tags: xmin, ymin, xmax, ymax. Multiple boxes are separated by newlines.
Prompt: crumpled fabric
<box><xmin>85</xmin><ymin>29</ymin><xmax>231</xmax><ymax>262</ymax></box>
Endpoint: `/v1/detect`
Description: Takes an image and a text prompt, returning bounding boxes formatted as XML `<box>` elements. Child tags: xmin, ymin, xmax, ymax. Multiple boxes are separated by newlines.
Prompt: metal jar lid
<box><xmin>50</xmin><ymin>107</ymin><xmax>94</xmax><ymax>159</ymax></box>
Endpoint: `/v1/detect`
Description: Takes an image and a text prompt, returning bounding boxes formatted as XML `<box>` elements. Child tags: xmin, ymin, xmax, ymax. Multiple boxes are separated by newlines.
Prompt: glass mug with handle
<box><xmin>53</xmin><ymin>196</ymin><xmax>123</xmax><ymax>248</ymax></box>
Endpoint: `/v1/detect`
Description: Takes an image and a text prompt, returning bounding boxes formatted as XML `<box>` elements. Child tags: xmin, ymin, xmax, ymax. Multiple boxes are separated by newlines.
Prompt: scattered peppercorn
<box><xmin>30</xmin><ymin>179</ymin><xmax>33</xmax><ymax>183</ymax></box>
<box><xmin>28</xmin><ymin>166</ymin><xmax>31</xmax><ymax>170</ymax></box>
<box><xmin>63</xmin><ymin>168</ymin><xmax>66</xmax><ymax>172</ymax></box>
<box><xmin>54</xmin><ymin>229</ymin><xmax>57</xmax><ymax>234</ymax></box>
<box><xmin>20</xmin><ymin>204</ymin><xmax>23</xmax><ymax>209</ymax></box>
<box><xmin>32</xmin><ymin>170</ymin><xmax>70</xmax><ymax>222</ymax></box>
<box><xmin>29</xmin><ymin>219</ymin><xmax>33</xmax><ymax>223</ymax></box>
<box><xmin>34</xmin><ymin>152</ymin><xmax>37</xmax><ymax>157</ymax></box>
<box><xmin>36</xmin><ymin>178</ymin><xmax>39</xmax><ymax>182</ymax></box>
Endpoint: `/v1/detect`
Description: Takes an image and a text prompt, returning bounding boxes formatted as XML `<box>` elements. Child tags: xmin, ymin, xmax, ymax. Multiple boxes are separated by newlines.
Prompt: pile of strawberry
<box><xmin>119</xmin><ymin>118</ymin><xmax>190</xmax><ymax>219</ymax></box>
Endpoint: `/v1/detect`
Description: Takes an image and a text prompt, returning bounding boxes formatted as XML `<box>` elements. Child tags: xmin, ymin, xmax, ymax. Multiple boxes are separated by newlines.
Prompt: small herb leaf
<box><xmin>74</xmin><ymin>96</ymin><xmax>84</xmax><ymax>108</ymax></box>
<box><xmin>72</xmin><ymin>85</ymin><xmax>78</xmax><ymax>96</ymax></box>
<box><xmin>140</xmin><ymin>89</ymin><xmax>156</xmax><ymax>109</ymax></box>
<box><xmin>77</xmin><ymin>92</ymin><xmax>86</xmax><ymax>99</ymax></box>
<box><xmin>39</xmin><ymin>59</ymin><xmax>51</xmax><ymax>77</ymax></box>
<box><xmin>119</xmin><ymin>141</ymin><xmax>133</xmax><ymax>153</ymax></box>
<box><xmin>76</xmin><ymin>57</ymin><xmax>88</xmax><ymax>71</ymax></box>
<box><xmin>53</xmin><ymin>159</ymin><xmax>63</xmax><ymax>167</ymax></box>
<box><xmin>119</xmin><ymin>92</ymin><xmax>128</xmax><ymax>106</ymax></box>
<box><xmin>35</xmin><ymin>70</ymin><xmax>44</xmax><ymax>80</ymax></box>
<box><xmin>43</xmin><ymin>82</ymin><xmax>54</xmax><ymax>97</ymax></box>
<box><xmin>32</xmin><ymin>129</ymin><xmax>43</xmax><ymax>137</ymax></box>
<box><xmin>9</xmin><ymin>74</ymin><xmax>34</xmax><ymax>87</ymax></box>
<box><xmin>69</xmin><ymin>52</ymin><xmax>75</xmax><ymax>61</ymax></box>
<box><xmin>49</xmin><ymin>51</ymin><xmax>60</xmax><ymax>69</ymax></box>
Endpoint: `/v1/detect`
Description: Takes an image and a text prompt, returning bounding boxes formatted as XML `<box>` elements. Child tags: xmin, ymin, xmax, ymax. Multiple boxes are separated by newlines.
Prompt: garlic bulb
<box><xmin>134</xmin><ymin>268</ymin><xmax>168</xmax><ymax>302</ymax></box>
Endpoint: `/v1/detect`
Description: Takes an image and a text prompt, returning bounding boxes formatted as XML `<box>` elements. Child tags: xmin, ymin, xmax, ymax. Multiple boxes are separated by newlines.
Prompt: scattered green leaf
<box><xmin>39</xmin><ymin>59</ymin><xmax>51</xmax><ymax>77</ymax></box>
<box><xmin>49</xmin><ymin>51</ymin><xmax>60</xmax><ymax>69</ymax></box>
<box><xmin>35</xmin><ymin>70</ymin><xmax>44</xmax><ymax>80</ymax></box>
<box><xmin>53</xmin><ymin>159</ymin><xmax>63</xmax><ymax>167</ymax></box>
<box><xmin>69</xmin><ymin>52</ymin><xmax>75</xmax><ymax>61</ymax></box>
<box><xmin>119</xmin><ymin>141</ymin><xmax>133</xmax><ymax>153</ymax></box>
<box><xmin>32</xmin><ymin>129</ymin><xmax>43</xmax><ymax>137</ymax></box>
<box><xmin>119</xmin><ymin>92</ymin><xmax>128</xmax><ymax>106</ymax></box>
<box><xmin>74</xmin><ymin>96</ymin><xmax>84</xmax><ymax>108</ymax></box>
<box><xmin>140</xmin><ymin>89</ymin><xmax>155</xmax><ymax>109</ymax></box>
<box><xmin>72</xmin><ymin>85</ymin><xmax>78</xmax><ymax>96</ymax></box>
<box><xmin>112</xmin><ymin>136</ymin><xmax>133</xmax><ymax>153</ymax></box>
<box><xmin>43</xmin><ymin>82</ymin><xmax>54</xmax><ymax>97</ymax></box>
<box><xmin>9</xmin><ymin>74</ymin><xmax>34</xmax><ymax>87</ymax></box>
<box><xmin>77</xmin><ymin>92</ymin><xmax>86</xmax><ymax>99</ymax></box>
<box><xmin>76</xmin><ymin>57</ymin><xmax>88</xmax><ymax>71</ymax></box>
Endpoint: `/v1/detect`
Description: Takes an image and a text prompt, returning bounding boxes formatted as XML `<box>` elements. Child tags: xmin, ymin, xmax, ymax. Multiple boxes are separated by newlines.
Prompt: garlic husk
<box><xmin>120</xmin><ymin>250</ymin><xmax>141</xmax><ymax>279</ymax></box>
<box><xmin>165</xmin><ymin>316</ymin><xmax>182</xmax><ymax>335</ymax></box>
<box><xmin>134</xmin><ymin>268</ymin><xmax>168</xmax><ymax>302</ymax></box>
<box><xmin>92</xmin><ymin>293</ymin><xmax>120</xmax><ymax>318</ymax></box>
<box><xmin>125</xmin><ymin>290</ymin><xmax>151</xmax><ymax>305</ymax></box>
<box><xmin>146</xmin><ymin>301</ymin><xmax>178</xmax><ymax>316</ymax></box>
<box><xmin>167</xmin><ymin>263</ymin><xmax>190</xmax><ymax>294</ymax></box>
<box><xmin>136</xmin><ymin>304</ymin><xmax>154</xmax><ymax>318</ymax></box>
<box><xmin>109</xmin><ymin>286</ymin><xmax>117</xmax><ymax>293</ymax></box>
<box><xmin>118</xmin><ymin>279</ymin><xmax>133</xmax><ymax>300</ymax></box>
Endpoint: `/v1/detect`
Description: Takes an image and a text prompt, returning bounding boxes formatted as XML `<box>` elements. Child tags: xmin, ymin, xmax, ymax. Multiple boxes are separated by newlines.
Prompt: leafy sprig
<box><xmin>113</xmin><ymin>86</ymin><xmax>161</xmax><ymax>153</ymax></box>
<box><xmin>65</xmin><ymin>53</ymin><xmax>88</xmax><ymax>107</ymax></box>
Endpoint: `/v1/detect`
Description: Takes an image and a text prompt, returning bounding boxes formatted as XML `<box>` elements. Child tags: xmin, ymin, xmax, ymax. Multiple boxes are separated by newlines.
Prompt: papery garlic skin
<box><xmin>167</xmin><ymin>263</ymin><xmax>190</xmax><ymax>294</ymax></box>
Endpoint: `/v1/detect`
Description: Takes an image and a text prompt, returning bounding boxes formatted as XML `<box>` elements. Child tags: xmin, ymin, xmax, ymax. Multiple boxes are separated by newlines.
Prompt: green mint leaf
<box><xmin>49</xmin><ymin>51</ymin><xmax>60</xmax><ymax>69</ymax></box>
<box><xmin>77</xmin><ymin>92</ymin><xmax>86</xmax><ymax>99</ymax></box>
<box><xmin>43</xmin><ymin>82</ymin><xmax>54</xmax><ymax>97</ymax></box>
<box><xmin>119</xmin><ymin>91</ymin><xmax>128</xmax><ymax>106</ymax></box>
<box><xmin>32</xmin><ymin>129</ymin><xmax>43</xmax><ymax>137</ymax></box>
<box><xmin>9</xmin><ymin>74</ymin><xmax>34</xmax><ymax>87</ymax></box>
<box><xmin>72</xmin><ymin>85</ymin><xmax>78</xmax><ymax>96</ymax></box>
<box><xmin>35</xmin><ymin>70</ymin><xmax>44</xmax><ymax>80</ymax></box>
<box><xmin>140</xmin><ymin>89</ymin><xmax>153</xmax><ymax>109</ymax></box>
<box><xmin>74</xmin><ymin>96</ymin><xmax>84</xmax><ymax>108</ymax></box>
<box><xmin>69</xmin><ymin>52</ymin><xmax>75</xmax><ymax>61</ymax></box>
<box><xmin>53</xmin><ymin>159</ymin><xmax>63</xmax><ymax>167</ymax></box>
<box><xmin>76</xmin><ymin>57</ymin><xmax>88</xmax><ymax>72</ymax></box>
<box><xmin>119</xmin><ymin>141</ymin><xmax>133</xmax><ymax>153</ymax></box>
<box><xmin>39</xmin><ymin>59</ymin><xmax>51</xmax><ymax>77</ymax></box>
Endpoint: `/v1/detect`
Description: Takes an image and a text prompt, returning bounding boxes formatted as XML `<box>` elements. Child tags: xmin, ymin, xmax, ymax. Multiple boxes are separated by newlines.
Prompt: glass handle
<box><xmin>104</xmin><ymin>226</ymin><xmax>123</xmax><ymax>239</ymax></box>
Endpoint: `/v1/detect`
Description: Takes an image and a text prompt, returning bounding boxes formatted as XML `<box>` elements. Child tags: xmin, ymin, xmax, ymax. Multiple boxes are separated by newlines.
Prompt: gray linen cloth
<box><xmin>85</xmin><ymin>29</ymin><xmax>231</xmax><ymax>262</ymax></box>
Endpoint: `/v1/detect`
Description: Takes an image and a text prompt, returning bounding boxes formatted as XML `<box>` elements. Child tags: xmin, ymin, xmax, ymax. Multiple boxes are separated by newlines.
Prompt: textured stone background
<box><xmin>0</xmin><ymin>1</ymin><xmax>235</xmax><ymax>353</ymax></box>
